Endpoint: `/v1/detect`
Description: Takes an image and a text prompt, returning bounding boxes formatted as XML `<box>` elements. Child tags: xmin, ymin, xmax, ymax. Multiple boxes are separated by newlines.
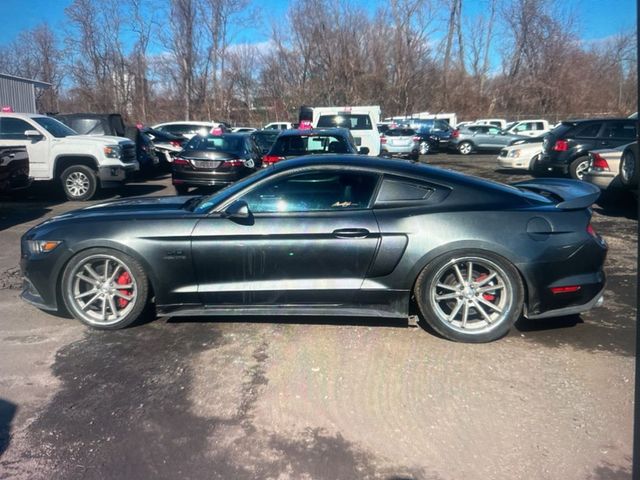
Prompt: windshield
<box><xmin>317</xmin><ymin>114</ymin><xmax>372</xmax><ymax>131</ymax></box>
<box><xmin>386</xmin><ymin>128</ymin><xmax>416</xmax><ymax>137</ymax></box>
<box><xmin>271</xmin><ymin>134</ymin><xmax>354</xmax><ymax>156</ymax></box>
<box><xmin>33</xmin><ymin>117</ymin><xmax>77</xmax><ymax>138</ymax></box>
<box><xmin>252</xmin><ymin>131</ymin><xmax>280</xmax><ymax>151</ymax></box>
<box><xmin>183</xmin><ymin>134</ymin><xmax>244</xmax><ymax>154</ymax></box>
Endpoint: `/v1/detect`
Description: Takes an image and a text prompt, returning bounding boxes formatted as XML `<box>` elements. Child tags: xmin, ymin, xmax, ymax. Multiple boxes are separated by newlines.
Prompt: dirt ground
<box><xmin>0</xmin><ymin>153</ymin><xmax>636</xmax><ymax>480</ymax></box>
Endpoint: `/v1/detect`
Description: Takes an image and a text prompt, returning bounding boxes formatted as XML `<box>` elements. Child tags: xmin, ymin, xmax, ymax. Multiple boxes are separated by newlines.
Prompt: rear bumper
<box><xmin>172</xmin><ymin>168</ymin><xmax>252</xmax><ymax>187</ymax></box>
<box><xmin>582</xmin><ymin>171</ymin><xmax>619</xmax><ymax>190</ymax></box>
<box><xmin>381</xmin><ymin>146</ymin><xmax>418</xmax><ymax>157</ymax></box>
<box><xmin>538</xmin><ymin>154</ymin><xmax>569</xmax><ymax>173</ymax></box>
<box><xmin>525</xmin><ymin>286</ymin><xmax>605</xmax><ymax>319</ymax></box>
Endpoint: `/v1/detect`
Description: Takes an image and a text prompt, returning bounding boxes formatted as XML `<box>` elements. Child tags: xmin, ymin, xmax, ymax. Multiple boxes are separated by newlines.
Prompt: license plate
<box><xmin>191</xmin><ymin>160</ymin><xmax>221</xmax><ymax>169</ymax></box>
<box><xmin>390</xmin><ymin>139</ymin><xmax>410</xmax><ymax>146</ymax></box>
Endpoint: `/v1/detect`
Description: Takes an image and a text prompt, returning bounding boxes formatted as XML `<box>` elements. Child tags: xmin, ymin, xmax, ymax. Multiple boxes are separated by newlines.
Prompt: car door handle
<box><xmin>332</xmin><ymin>228</ymin><xmax>370</xmax><ymax>238</ymax></box>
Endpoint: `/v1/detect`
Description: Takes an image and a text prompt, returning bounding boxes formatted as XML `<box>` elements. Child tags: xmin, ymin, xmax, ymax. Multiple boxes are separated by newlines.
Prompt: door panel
<box><xmin>0</xmin><ymin>118</ymin><xmax>50</xmax><ymax>179</ymax></box>
<box><xmin>191</xmin><ymin>211</ymin><xmax>380</xmax><ymax>306</ymax></box>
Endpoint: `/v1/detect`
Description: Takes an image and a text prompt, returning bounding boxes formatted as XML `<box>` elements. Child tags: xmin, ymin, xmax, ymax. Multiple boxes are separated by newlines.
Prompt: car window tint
<box><xmin>574</xmin><ymin>123</ymin><xmax>602</xmax><ymax>138</ymax></box>
<box><xmin>240</xmin><ymin>170</ymin><xmax>379</xmax><ymax>213</ymax></box>
<box><xmin>535</xmin><ymin>122</ymin><xmax>545</xmax><ymax>130</ymax></box>
<box><xmin>376</xmin><ymin>178</ymin><xmax>434</xmax><ymax>203</ymax></box>
<box><xmin>184</xmin><ymin>134</ymin><xmax>244</xmax><ymax>153</ymax></box>
<box><xmin>163</xmin><ymin>124</ymin><xmax>210</xmax><ymax>136</ymax></box>
<box><xmin>69</xmin><ymin>118</ymin><xmax>105</xmax><ymax>135</ymax></box>
<box><xmin>316</xmin><ymin>114</ymin><xmax>372</xmax><ymax>131</ymax></box>
<box><xmin>0</xmin><ymin>118</ymin><xmax>33</xmax><ymax>139</ymax></box>
<box><xmin>602</xmin><ymin>122</ymin><xmax>636</xmax><ymax>139</ymax></box>
<box><xmin>488</xmin><ymin>127</ymin><xmax>501</xmax><ymax>134</ymax></box>
<box><xmin>434</xmin><ymin>120</ymin><xmax>449</xmax><ymax>130</ymax></box>
<box><xmin>386</xmin><ymin>129</ymin><xmax>416</xmax><ymax>137</ymax></box>
<box><xmin>271</xmin><ymin>135</ymin><xmax>353</xmax><ymax>155</ymax></box>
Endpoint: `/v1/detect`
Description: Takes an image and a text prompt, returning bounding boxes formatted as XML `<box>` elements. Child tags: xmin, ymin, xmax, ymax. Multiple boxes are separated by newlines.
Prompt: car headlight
<box><xmin>508</xmin><ymin>150</ymin><xmax>521</xmax><ymax>158</ymax></box>
<box><xmin>103</xmin><ymin>145</ymin><xmax>122</xmax><ymax>158</ymax></box>
<box><xmin>26</xmin><ymin>240</ymin><xmax>62</xmax><ymax>254</ymax></box>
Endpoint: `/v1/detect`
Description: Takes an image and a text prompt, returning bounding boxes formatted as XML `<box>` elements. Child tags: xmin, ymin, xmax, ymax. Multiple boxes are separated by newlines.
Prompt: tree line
<box><xmin>0</xmin><ymin>0</ymin><xmax>636</xmax><ymax>125</ymax></box>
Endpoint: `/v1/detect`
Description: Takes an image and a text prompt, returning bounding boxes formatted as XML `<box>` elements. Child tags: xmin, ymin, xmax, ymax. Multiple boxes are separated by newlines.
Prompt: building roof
<box><xmin>0</xmin><ymin>73</ymin><xmax>51</xmax><ymax>89</ymax></box>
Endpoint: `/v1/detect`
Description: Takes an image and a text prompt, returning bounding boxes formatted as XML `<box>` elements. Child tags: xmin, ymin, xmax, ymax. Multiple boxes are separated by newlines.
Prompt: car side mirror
<box><xmin>222</xmin><ymin>200</ymin><xmax>253</xmax><ymax>224</ymax></box>
<box><xmin>359</xmin><ymin>146</ymin><xmax>370</xmax><ymax>155</ymax></box>
<box><xmin>24</xmin><ymin>129</ymin><xmax>43</xmax><ymax>140</ymax></box>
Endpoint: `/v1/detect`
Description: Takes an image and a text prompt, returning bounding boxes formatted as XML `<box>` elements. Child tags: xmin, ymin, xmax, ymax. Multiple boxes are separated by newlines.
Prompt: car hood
<box><xmin>42</xmin><ymin>196</ymin><xmax>198</xmax><ymax>225</ymax></box>
<box><xmin>61</xmin><ymin>135</ymin><xmax>135</xmax><ymax>146</ymax></box>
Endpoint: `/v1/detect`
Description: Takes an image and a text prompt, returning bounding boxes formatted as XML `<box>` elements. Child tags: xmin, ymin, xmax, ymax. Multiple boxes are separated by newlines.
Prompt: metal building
<box><xmin>0</xmin><ymin>73</ymin><xmax>51</xmax><ymax>114</ymax></box>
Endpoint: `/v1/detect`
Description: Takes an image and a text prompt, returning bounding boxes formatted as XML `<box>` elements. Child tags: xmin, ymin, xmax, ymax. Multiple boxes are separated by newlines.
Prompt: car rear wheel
<box><xmin>61</xmin><ymin>248</ymin><xmax>149</xmax><ymax>329</ymax></box>
<box><xmin>414</xmin><ymin>250</ymin><xmax>524</xmax><ymax>343</ymax></box>
<box><xmin>419</xmin><ymin>141</ymin><xmax>431</xmax><ymax>155</ymax></box>
<box><xmin>61</xmin><ymin>165</ymin><xmax>98</xmax><ymax>201</ymax></box>
<box><xmin>458</xmin><ymin>142</ymin><xmax>473</xmax><ymax>155</ymax></box>
<box><xmin>569</xmin><ymin>156</ymin><xmax>590</xmax><ymax>180</ymax></box>
<box><xmin>620</xmin><ymin>148</ymin><xmax>637</xmax><ymax>187</ymax></box>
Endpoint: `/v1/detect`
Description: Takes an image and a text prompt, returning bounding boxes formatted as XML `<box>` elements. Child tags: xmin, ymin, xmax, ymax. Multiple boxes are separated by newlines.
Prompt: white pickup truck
<box><xmin>0</xmin><ymin>113</ymin><xmax>138</xmax><ymax>200</ymax></box>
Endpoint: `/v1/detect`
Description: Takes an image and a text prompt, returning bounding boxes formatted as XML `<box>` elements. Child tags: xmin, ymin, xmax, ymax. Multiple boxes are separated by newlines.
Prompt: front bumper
<box><xmin>98</xmin><ymin>161</ymin><xmax>139</xmax><ymax>185</ymax></box>
<box><xmin>497</xmin><ymin>155</ymin><xmax>529</xmax><ymax>169</ymax></box>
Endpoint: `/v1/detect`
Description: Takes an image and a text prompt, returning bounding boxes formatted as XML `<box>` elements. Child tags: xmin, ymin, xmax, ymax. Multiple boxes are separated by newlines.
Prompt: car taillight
<box><xmin>223</xmin><ymin>159</ymin><xmax>244</xmax><ymax>167</ymax></box>
<box><xmin>587</xmin><ymin>223</ymin><xmax>597</xmax><ymax>238</ymax></box>
<box><xmin>412</xmin><ymin>136</ymin><xmax>421</xmax><ymax>142</ymax></box>
<box><xmin>263</xmin><ymin>155</ymin><xmax>285</xmax><ymax>165</ymax></box>
<box><xmin>553</xmin><ymin>140</ymin><xmax>569</xmax><ymax>151</ymax></box>
<box><xmin>380</xmin><ymin>136</ymin><xmax>387</xmax><ymax>144</ymax></box>
<box><xmin>170</xmin><ymin>140</ymin><xmax>182</xmax><ymax>148</ymax></box>
<box><xmin>591</xmin><ymin>153</ymin><xmax>610</xmax><ymax>171</ymax></box>
<box><xmin>173</xmin><ymin>157</ymin><xmax>189</xmax><ymax>166</ymax></box>
<box><xmin>452</xmin><ymin>129</ymin><xmax>459</xmax><ymax>138</ymax></box>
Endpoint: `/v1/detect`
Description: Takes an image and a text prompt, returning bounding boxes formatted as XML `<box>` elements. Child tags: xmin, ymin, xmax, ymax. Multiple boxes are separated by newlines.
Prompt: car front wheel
<box><xmin>414</xmin><ymin>250</ymin><xmax>524</xmax><ymax>343</ymax></box>
<box><xmin>61</xmin><ymin>248</ymin><xmax>149</xmax><ymax>329</ymax></box>
<box><xmin>419</xmin><ymin>141</ymin><xmax>431</xmax><ymax>155</ymax></box>
<box><xmin>458</xmin><ymin>142</ymin><xmax>473</xmax><ymax>155</ymax></box>
<box><xmin>61</xmin><ymin>165</ymin><xmax>98</xmax><ymax>201</ymax></box>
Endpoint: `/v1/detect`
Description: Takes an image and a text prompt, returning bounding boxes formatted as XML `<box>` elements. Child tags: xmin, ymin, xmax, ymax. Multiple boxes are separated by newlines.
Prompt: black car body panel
<box><xmin>0</xmin><ymin>145</ymin><xmax>31</xmax><ymax>193</ymax></box>
<box><xmin>539</xmin><ymin>118</ymin><xmax>637</xmax><ymax>174</ymax></box>
<box><xmin>21</xmin><ymin>156</ymin><xmax>607</xmax><ymax>323</ymax></box>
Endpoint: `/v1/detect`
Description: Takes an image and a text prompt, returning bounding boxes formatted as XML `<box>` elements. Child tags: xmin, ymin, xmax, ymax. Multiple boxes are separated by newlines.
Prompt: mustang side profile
<box><xmin>20</xmin><ymin>156</ymin><xmax>607</xmax><ymax>342</ymax></box>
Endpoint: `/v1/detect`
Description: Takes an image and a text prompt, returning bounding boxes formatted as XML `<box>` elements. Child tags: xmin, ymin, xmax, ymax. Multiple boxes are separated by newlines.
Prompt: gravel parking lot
<box><xmin>0</xmin><ymin>153</ymin><xmax>636</xmax><ymax>480</ymax></box>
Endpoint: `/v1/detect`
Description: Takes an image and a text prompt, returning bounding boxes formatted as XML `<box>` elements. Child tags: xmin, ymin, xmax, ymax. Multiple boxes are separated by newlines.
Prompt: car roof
<box><xmin>269</xmin><ymin>155</ymin><xmax>523</xmax><ymax>194</ymax></box>
<box><xmin>561</xmin><ymin>117</ymin><xmax>634</xmax><ymax>125</ymax></box>
<box><xmin>153</xmin><ymin>121</ymin><xmax>218</xmax><ymax>127</ymax></box>
<box><xmin>0</xmin><ymin>112</ymin><xmax>46</xmax><ymax>119</ymax></box>
<box><xmin>278</xmin><ymin>128</ymin><xmax>350</xmax><ymax>137</ymax></box>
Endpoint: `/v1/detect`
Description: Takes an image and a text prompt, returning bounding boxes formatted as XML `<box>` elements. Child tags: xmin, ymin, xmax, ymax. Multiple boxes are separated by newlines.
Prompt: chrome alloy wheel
<box><xmin>574</xmin><ymin>160</ymin><xmax>589</xmax><ymax>180</ymax></box>
<box><xmin>621</xmin><ymin>151</ymin><xmax>636</xmax><ymax>183</ymax></box>
<box><xmin>429</xmin><ymin>257</ymin><xmax>513</xmax><ymax>334</ymax></box>
<box><xmin>458</xmin><ymin>142</ymin><xmax>472</xmax><ymax>155</ymax></box>
<box><xmin>419</xmin><ymin>141</ymin><xmax>431</xmax><ymax>155</ymax></box>
<box><xmin>65</xmin><ymin>171</ymin><xmax>91</xmax><ymax>198</ymax></box>
<box><xmin>68</xmin><ymin>254</ymin><xmax>138</xmax><ymax>326</ymax></box>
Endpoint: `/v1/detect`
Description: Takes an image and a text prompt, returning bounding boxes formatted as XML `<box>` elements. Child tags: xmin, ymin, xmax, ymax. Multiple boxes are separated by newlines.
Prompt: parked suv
<box><xmin>0</xmin><ymin>145</ymin><xmax>30</xmax><ymax>193</ymax></box>
<box><xmin>451</xmin><ymin>125</ymin><xmax>526</xmax><ymax>155</ymax></box>
<box><xmin>380</xmin><ymin>128</ymin><xmax>419</xmax><ymax>159</ymax></box>
<box><xmin>539</xmin><ymin>119</ymin><xmax>637</xmax><ymax>180</ymax></box>
<box><xmin>405</xmin><ymin>118</ymin><xmax>454</xmax><ymax>150</ymax></box>
<box><xmin>0</xmin><ymin>113</ymin><xmax>137</xmax><ymax>200</ymax></box>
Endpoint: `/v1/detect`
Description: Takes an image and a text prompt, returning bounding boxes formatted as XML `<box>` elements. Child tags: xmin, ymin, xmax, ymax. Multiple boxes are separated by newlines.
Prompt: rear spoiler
<box><xmin>512</xmin><ymin>178</ymin><xmax>600</xmax><ymax>209</ymax></box>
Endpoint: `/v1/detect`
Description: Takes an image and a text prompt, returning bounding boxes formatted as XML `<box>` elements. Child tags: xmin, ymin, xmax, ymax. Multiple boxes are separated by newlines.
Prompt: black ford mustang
<box><xmin>20</xmin><ymin>156</ymin><xmax>607</xmax><ymax>342</ymax></box>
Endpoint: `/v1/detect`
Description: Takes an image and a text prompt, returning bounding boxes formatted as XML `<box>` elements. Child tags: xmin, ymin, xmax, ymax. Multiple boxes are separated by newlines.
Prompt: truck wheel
<box><xmin>61</xmin><ymin>165</ymin><xmax>98</xmax><ymax>201</ymax></box>
<box><xmin>569</xmin><ymin>156</ymin><xmax>590</xmax><ymax>180</ymax></box>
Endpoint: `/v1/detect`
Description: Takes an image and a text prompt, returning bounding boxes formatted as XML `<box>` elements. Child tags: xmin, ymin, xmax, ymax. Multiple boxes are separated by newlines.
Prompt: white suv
<box><xmin>0</xmin><ymin>113</ymin><xmax>138</xmax><ymax>201</ymax></box>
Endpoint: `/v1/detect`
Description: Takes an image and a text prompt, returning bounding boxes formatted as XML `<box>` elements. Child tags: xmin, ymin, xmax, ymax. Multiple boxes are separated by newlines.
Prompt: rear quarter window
<box><xmin>573</xmin><ymin>123</ymin><xmax>602</xmax><ymax>138</ymax></box>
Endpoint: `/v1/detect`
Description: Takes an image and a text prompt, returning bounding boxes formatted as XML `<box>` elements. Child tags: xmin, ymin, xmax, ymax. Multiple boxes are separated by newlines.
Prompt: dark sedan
<box><xmin>172</xmin><ymin>133</ymin><xmax>262</xmax><ymax>194</ymax></box>
<box><xmin>20</xmin><ymin>156</ymin><xmax>607</xmax><ymax>343</ymax></box>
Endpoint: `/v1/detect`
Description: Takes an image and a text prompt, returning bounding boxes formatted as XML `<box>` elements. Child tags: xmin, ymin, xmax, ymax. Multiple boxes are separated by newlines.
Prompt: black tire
<box><xmin>60</xmin><ymin>164</ymin><xmax>98</xmax><ymax>201</ymax></box>
<box><xmin>419</xmin><ymin>141</ymin><xmax>431</xmax><ymax>155</ymax></box>
<box><xmin>528</xmin><ymin>154</ymin><xmax>541</xmax><ymax>172</ymax></box>
<box><xmin>410</xmin><ymin>152</ymin><xmax>419</xmax><ymax>161</ymax></box>
<box><xmin>61</xmin><ymin>248</ymin><xmax>150</xmax><ymax>330</ymax></box>
<box><xmin>458</xmin><ymin>141</ymin><xmax>473</xmax><ymax>155</ymax></box>
<box><xmin>175</xmin><ymin>184</ymin><xmax>190</xmax><ymax>195</ymax></box>
<box><xmin>569</xmin><ymin>156</ymin><xmax>590</xmax><ymax>180</ymax></box>
<box><xmin>414</xmin><ymin>250</ymin><xmax>524</xmax><ymax>343</ymax></box>
<box><xmin>619</xmin><ymin>148</ymin><xmax>638</xmax><ymax>187</ymax></box>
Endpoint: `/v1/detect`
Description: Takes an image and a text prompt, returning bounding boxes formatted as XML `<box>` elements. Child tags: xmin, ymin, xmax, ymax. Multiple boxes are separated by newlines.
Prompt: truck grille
<box><xmin>121</xmin><ymin>144</ymin><xmax>137</xmax><ymax>163</ymax></box>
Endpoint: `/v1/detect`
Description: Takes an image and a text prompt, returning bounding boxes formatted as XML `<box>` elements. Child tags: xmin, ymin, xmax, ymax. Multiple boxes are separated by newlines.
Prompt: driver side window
<box><xmin>0</xmin><ymin>118</ymin><xmax>33</xmax><ymax>140</ymax></box>
<box><xmin>239</xmin><ymin>170</ymin><xmax>379</xmax><ymax>213</ymax></box>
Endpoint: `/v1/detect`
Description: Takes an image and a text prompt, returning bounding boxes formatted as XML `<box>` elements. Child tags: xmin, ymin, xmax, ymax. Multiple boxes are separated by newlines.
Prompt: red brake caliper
<box><xmin>116</xmin><ymin>271</ymin><xmax>132</xmax><ymax>308</ymax></box>
<box><xmin>475</xmin><ymin>273</ymin><xmax>495</xmax><ymax>301</ymax></box>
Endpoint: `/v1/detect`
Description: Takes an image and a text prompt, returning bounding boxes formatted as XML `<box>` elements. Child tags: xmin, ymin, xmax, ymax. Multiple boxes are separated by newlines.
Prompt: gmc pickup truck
<box><xmin>0</xmin><ymin>113</ymin><xmax>138</xmax><ymax>200</ymax></box>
